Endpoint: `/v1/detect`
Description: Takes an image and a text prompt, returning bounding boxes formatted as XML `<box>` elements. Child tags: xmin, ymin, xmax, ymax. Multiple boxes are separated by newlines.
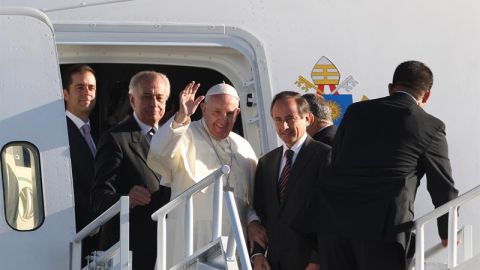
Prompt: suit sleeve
<box><xmin>423</xmin><ymin>125</ymin><xmax>459</xmax><ymax>239</ymax></box>
<box><xmin>91</xmin><ymin>132</ymin><xmax>124</xmax><ymax>215</ymax></box>
<box><xmin>308</xmin><ymin>146</ymin><xmax>331</xmax><ymax>264</ymax></box>
<box><xmin>251</xmin><ymin>159</ymin><xmax>267</xmax><ymax>255</ymax></box>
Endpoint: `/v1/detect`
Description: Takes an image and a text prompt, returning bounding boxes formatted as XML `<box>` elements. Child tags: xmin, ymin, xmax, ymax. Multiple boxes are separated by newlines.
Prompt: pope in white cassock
<box><xmin>147</xmin><ymin>82</ymin><xmax>267</xmax><ymax>266</ymax></box>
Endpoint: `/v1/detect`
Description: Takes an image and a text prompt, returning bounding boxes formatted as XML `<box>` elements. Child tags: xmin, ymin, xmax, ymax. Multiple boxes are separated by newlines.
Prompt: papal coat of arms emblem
<box><xmin>295</xmin><ymin>56</ymin><xmax>365</xmax><ymax>126</ymax></box>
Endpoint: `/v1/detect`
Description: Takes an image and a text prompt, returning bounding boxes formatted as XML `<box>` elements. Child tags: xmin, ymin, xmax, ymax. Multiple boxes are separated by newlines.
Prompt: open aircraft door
<box><xmin>0</xmin><ymin>7</ymin><xmax>75</xmax><ymax>270</ymax></box>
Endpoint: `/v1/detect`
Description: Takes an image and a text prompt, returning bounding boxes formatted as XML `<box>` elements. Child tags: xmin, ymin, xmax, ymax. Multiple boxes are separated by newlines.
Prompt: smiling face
<box><xmin>63</xmin><ymin>70</ymin><xmax>96</xmax><ymax>121</ymax></box>
<box><xmin>129</xmin><ymin>76</ymin><xmax>168</xmax><ymax>126</ymax></box>
<box><xmin>201</xmin><ymin>94</ymin><xmax>240</xmax><ymax>140</ymax></box>
<box><xmin>271</xmin><ymin>97</ymin><xmax>311</xmax><ymax>148</ymax></box>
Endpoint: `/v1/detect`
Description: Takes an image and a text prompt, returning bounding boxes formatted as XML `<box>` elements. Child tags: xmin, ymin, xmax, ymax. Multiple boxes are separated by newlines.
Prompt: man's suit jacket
<box><xmin>66</xmin><ymin>117</ymin><xmax>96</xmax><ymax>231</ymax></box>
<box><xmin>312</xmin><ymin>125</ymin><xmax>337</xmax><ymax>146</ymax></box>
<box><xmin>322</xmin><ymin>92</ymin><xmax>458</xmax><ymax>249</ymax></box>
<box><xmin>92</xmin><ymin>115</ymin><xmax>171</xmax><ymax>269</ymax></box>
<box><xmin>254</xmin><ymin>136</ymin><xmax>331</xmax><ymax>269</ymax></box>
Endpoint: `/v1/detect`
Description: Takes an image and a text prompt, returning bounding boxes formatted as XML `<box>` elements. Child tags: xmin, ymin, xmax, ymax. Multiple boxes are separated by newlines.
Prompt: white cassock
<box><xmin>147</xmin><ymin>116</ymin><xmax>258</xmax><ymax>267</ymax></box>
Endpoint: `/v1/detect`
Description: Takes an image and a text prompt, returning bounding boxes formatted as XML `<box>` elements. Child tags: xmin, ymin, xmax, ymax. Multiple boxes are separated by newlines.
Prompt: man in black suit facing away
<box><xmin>316</xmin><ymin>61</ymin><xmax>459</xmax><ymax>270</ymax></box>
<box><xmin>92</xmin><ymin>71</ymin><xmax>171</xmax><ymax>270</ymax></box>
<box><xmin>63</xmin><ymin>64</ymin><xmax>98</xmax><ymax>263</ymax></box>
<box><xmin>252</xmin><ymin>91</ymin><xmax>331</xmax><ymax>270</ymax></box>
<box><xmin>303</xmin><ymin>93</ymin><xmax>336</xmax><ymax>146</ymax></box>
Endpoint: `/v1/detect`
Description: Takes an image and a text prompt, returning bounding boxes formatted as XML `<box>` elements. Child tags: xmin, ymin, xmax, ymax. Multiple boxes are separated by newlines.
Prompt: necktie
<box><xmin>146</xmin><ymin>128</ymin><xmax>156</xmax><ymax>143</ymax></box>
<box><xmin>278</xmin><ymin>149</ymin><xmax>294</xmax><ymax>203</ymax></box>
<box><xmin>80</xmin><ymin>124</ymin><xmax>96</xmax><ymax>156</ymax></box>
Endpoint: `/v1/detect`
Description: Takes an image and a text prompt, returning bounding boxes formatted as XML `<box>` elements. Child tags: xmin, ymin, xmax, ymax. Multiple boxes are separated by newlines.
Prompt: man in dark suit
<box><xmin>317</xmin><ymin>61</ymin><xmax>459</xmax><ymax>270</ymax></box>
<box><xmin>63</xmin><ymin>64</ymin><xmax>98</xmax><ymax>262</ymax></box>
<box><xmin>303</xmin><ymin>93</ymin><xmax>336</xmax><ymax>146</ymax></box>
<box><xmin>252</xmin><ymin>91</ymin><xmax>331</xmax><ymax>270</ymax></box>
<box><xmin>92</xmin><ymin>71</ymin><xmax>171</xmax><ymax>270</ymax></box>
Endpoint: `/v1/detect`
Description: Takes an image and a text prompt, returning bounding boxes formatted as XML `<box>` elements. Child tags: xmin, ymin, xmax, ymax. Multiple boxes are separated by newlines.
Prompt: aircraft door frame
<box><xmin>54</xmin><ymin>23</ymin><xmax>277</xmax><ymax>156</ymax></box>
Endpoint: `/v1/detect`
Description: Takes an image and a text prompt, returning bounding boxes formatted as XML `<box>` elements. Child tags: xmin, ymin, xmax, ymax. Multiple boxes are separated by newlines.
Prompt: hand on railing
<box><xmin>441</xmin><ymin>239</ymin><xmax>448</xmax><ymax>247</ymax></box>
<box><xmin>441</xmin><ymin>238</ymin><xmax>460</xmax><ymax>247</ymax></box>
<box><xmin>253</xmin><ymin>255</ymin><xmax>271</xmax><ymax>270</ymax></box>
<box><xmin>128</xmin><ymin>185</ymin><xmax>151</xmax><ymax>208</ymax></box>
<box><xmin>247</xmin><ymin>221</ymin><xmax>268</xmax><ymax>250</ymax></box>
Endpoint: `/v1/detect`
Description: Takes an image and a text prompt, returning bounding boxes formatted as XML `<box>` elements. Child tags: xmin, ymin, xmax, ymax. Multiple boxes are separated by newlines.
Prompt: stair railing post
<box><xmin>156</xmin><ymin>214</ymin><xmax>167</xmax><ymax>270</ymax></box>
<box><xmin>70</xmin><ymin>241</ymin><xmax>82</xmax><ymax>270</ymax></box>
<box><xmin>185</xmin><ymin>195</ymin><xmax>194</xmax><ymax>257</ymax></box>
<box><xmin>225</xmin><ymin>230</ymin><xmax>237</xmax><ymax>261</ymax></box>
<box><xmin>447</xmin><ymin>206</ymin><xmax>458</xmax><ymax>268</ymax></box>
<box><xmin>224</xmin><ymin>185</ymin><xmax>252</xmax><ymax>270</ymax></box>
<box><xmin>119</xmin><ymin>196</ymin><xmax>130</xmax><ymax>270</ymax></box>
<box><xmin>415</xmin><ymin>224</ymin><xmax>425</xmax><ymax>270</ymax></box>
<box><xmin>212</xmin><ymin>172</ymin><xmax>224</xmax><ymax>241</ymax></box>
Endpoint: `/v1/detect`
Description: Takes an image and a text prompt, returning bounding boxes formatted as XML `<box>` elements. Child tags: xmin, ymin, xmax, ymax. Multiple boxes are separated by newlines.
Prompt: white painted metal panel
<box><xmin>1</xmin><ymin>0</ymin><xmax>480</xmax><ymax>264</ymax></box>
<box><xmin>0</xmin><ymin>7</ymin><xmax>75</xmax><ymax>270</ymax></box>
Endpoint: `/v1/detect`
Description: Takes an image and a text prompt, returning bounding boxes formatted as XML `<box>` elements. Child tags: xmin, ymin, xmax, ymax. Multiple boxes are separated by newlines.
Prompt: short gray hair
<box><xmin>128</xmin><ymin>71</ymin><xmax>170</xmax><ymax>98</ymax></box>
<box><xmin>303</xmin><ymin>93</ymin><xmax>332</xmax><ymax>122</ymax></box>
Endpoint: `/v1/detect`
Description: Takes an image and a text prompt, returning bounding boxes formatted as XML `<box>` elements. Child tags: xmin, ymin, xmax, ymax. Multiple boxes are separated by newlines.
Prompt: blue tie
<box><xmin>81</xmin><ymin>124</ymin><xmax>96</xmax><ymax>156</ymax></box>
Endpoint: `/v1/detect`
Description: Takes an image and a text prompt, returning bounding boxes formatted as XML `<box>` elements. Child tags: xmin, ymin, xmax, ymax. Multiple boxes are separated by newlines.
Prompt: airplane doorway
<box><xmin>60</xmin><ymin>64</ymin><xmax>241</xmax><ymax>142</ymax></box>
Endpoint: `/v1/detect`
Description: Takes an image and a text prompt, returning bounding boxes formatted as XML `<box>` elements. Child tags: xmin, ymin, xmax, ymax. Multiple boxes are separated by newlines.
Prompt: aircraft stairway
<box><xmin>72</xmin><ymin>171</ymin><xmax>480</xmax><ymax>270</ymax></box>
<box><xmin>71</xmin><ymin>165</ymin><xmax>249</xmax><ymax>270</ymax></box>
<box><xmin>151</xmin><ymin>165</ymin><xmax>251</xmax><ymax>270</ymax></box>
<box><xmin>409</xmin><ymin>185</ymin><xmax>480</xmax><ymax>270</ymax></box>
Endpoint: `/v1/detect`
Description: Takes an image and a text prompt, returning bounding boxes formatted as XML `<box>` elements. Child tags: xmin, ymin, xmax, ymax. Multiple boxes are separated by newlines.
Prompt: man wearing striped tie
<box><xmin>252</xmin><ymin>91</ymin><xmax>331</xmax><ymax>270</ymax></box>
<box><xmin>63</xmin><ymin>64</ymin><xmax>98</xmax><ymax>264</ymax></box>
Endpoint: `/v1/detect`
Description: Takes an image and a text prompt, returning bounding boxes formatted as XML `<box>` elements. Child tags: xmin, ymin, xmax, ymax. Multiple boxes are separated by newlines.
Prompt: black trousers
<box><xmin>318</xmin><ymin>237</ymin><xmax>406</xmax><ymax>270</ymax></box>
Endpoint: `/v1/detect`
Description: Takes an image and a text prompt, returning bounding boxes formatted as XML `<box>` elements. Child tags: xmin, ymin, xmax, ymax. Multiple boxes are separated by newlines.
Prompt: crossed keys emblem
<box><xmin>295</xmin><ymin>74</ymin><xmax>358</xmax><ymax>95</ymax></box>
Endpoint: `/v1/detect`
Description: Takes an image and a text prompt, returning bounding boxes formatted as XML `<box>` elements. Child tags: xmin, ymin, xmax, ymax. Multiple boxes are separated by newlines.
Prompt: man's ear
<box><xmin>129</xmin><ymin>93</ymin><xmax>135</xmax><ymax>108</ymax></box>
<box><xmin>388</xmin><ymin>83</ymin><xmax>394</xmax><ymax>95</ymax></box>
<box><xmin>63</xmin><ymin>89</ymin><xmax>69</xmax><ymax>100</ymax></box>
<box><xmin>200</xmin><ymin>102</ymin><xmax>206</xmax><ymax>115</ymax></box>
<box><xmin>305</xmin><ymin>112</ymin><xmax>314</xmax><ymax>125</ymax></box>
<box><xmin>418</xmin><ymin>90</ymin><xmax>431</xmax><ymax>108</ymax></box>
<box><xmin>421</xmin><ymin>90</ymin><xmax>431</xmax><ymax>103</ymax></box>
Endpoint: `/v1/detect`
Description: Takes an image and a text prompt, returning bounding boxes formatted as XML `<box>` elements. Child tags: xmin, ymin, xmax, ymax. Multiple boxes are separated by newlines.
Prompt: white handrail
<box><xmin>71</xmin><ymin>196</ymin><xmax>130</xmax><ymax>270</ymax></box>
<box><xmin>413</xmin><ymin>185</ymin><xmax>480</xmax><ymax>270</ymax></box>
<box><xmin>409</xmin><ymin>227</ymin><xmax>468</xmax><ymax>269</ymax></box>
<box><xmin>151</xmin><ymin>165</ymin><xmax>252</xmax><ymax>270</ymax></box>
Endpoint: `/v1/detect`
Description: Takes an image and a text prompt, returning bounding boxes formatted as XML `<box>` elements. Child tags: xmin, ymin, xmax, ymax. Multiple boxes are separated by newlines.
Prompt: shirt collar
<box><xmin>282</xmin><ymin>132</ymin><xmax>307</xmax><ymax>157</ymax></box>
<box><xmin>66</xmin><ymin>110</ymin><xmax>89</xmax><ymax>130</ymax></box>
<box><xmin>133</xmin><ymin>112</ymin><xmax>157</xmax><ymax>135</ymax></box>
<box><xmin>395</xmin><ymin>91</ymin><xmax>419</xmax><ymax>104</ymax></box>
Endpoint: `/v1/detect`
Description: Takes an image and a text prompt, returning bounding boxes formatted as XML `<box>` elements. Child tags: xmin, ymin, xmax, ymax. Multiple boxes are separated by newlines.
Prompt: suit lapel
<box><xmin>126</xmin><ymin>117</ymin><xmax>162</xmax><ymax>183</ymax></box>
<box><xmin>268</xmin><ymin>147</ymin><xmax>283</xmax><ymax>212</ymax></box>
<box><xmin>66</xmin><ymin>116</ymin><xmax>95</xmax><ymax>160</ymax></box>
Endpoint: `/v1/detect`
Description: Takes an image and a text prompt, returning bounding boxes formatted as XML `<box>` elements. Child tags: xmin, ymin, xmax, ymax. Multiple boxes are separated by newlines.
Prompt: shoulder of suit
<box><xmin>65</xmin><ymin>116</ymin><xmax>77</xmax><ymax>131</ymax></box>
<box><xmin>259</xmin><ymin>145</ymin><xmax>283</xmax><ymax>162</ymax></box>
<box><xmin>106</xmin><ymin>116</ymin><xmax>139</xmax><ymax>133</ymax></box>
<box><xmin>307</xmin><ymin>138</ymin><xmax>332</xmax><ymax>153</ymax></box>
<box><xmin>422</xmin><ymin>111</ymin><xmax>446</xmax><ymax>130</ymax></box>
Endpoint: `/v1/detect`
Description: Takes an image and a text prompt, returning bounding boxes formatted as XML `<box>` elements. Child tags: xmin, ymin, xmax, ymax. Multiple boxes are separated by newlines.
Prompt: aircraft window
<box><xmin>1</xmin><ymin>143</ymin><xmax>44</xmax><ymax>231</ymax></box>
